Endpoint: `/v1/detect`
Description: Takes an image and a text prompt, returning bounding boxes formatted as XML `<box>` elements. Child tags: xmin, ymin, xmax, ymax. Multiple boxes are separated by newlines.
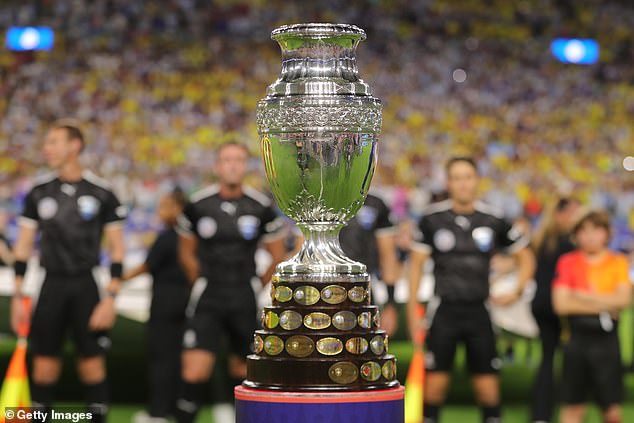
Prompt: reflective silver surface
<box><xmin>257</xmin><ymin>23</ymin><xmax>382</xmax><ymax>275</ymax></box>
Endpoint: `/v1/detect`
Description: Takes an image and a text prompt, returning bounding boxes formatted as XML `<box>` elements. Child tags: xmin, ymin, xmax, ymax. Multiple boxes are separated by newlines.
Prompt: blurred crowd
<box><xmin>1</xmin><ymin>0</ymin><xmax>633</xmax><ymax>250</ymax></box>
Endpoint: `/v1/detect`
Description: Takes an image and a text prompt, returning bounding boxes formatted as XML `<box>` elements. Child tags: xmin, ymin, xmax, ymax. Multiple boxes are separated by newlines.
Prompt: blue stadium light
<box><xmin>551</xmin><ymin>38</ymin><xmax>599</xmax><ymax>64</ymax></box>
<box><xmin>6</xmin><ymin>27</ymin><xmax>54</xmax><ymax>51</ymax></box>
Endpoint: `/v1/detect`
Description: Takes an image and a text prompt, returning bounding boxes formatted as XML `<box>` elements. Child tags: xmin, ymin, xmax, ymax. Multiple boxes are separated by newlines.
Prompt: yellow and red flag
<box><xmin>0</xmin><ymin>297</ymin><xmax>32</xmax><ymax>423</ymax></box>
<box><xmin>405</xmin><ymin>304</ymin><xmax>425</xmax><ymax>423</ymax></box>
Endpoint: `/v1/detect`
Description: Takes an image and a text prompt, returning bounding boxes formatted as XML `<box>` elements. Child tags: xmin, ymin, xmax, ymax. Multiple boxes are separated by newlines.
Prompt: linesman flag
<box><xmin>0</xmin><ymin>296</ymin><xmax>32</xmax><ymax>423</ymax></box>
<box><xmin>405</xmin><ymin>304</ymin><xmax>425</xmax><ymax>423</ymax></box>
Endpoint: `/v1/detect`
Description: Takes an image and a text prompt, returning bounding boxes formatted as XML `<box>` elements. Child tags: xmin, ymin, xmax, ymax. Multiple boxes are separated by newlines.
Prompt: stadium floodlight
<box><xmin>550</xmin><ymin>38</ymin><xmax>599</xmax><ymax>64</ymax></box>
<box><xmin>6</xmin><ymin>27</ymin><xmax>54</xmax><ymax>51</ymax></box>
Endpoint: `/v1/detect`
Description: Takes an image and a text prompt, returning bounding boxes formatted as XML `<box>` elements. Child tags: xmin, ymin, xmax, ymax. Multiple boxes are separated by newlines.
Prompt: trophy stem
<box><xmin>277</xmin><ymin>222</ymin><xmax>366</xmax><ymax>275</ymax></box>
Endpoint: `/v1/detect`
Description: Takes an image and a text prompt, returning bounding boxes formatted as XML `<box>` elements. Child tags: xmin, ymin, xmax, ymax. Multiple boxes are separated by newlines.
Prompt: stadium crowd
<box><xmin>0</xmin><ymin>0</ymin><xmax>633</xmax><ymax>249</ymax></box>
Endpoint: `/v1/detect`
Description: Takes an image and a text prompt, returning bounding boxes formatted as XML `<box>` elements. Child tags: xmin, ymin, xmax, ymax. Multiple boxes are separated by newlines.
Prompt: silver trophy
<box><xmin>246</xmin><ymin>23</ymin><xmax>397</xmax><ymax>391</ymax></box>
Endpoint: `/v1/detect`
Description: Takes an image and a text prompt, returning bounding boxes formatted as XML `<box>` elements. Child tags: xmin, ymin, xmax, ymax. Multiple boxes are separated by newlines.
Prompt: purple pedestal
<box><xmin>235</xmin><ymin>385</ymin><xmax>405</xmax><ymax>423</ymax></box>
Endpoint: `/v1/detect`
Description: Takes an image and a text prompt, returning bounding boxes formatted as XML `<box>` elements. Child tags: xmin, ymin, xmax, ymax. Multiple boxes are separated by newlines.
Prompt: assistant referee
<box><xmin>10</xmin><ymin>124</ymin><xmax>126</xmax><ymax>423</ymax></box>
<box><xmin>174</xmin><ymin>142</ymin><xmax>285</xmax><ymax>423</ymax></box>
<box><xmin>407</xmin><ymin>157</ymin><xmax>534</xmax><ymax>423</ymax></box>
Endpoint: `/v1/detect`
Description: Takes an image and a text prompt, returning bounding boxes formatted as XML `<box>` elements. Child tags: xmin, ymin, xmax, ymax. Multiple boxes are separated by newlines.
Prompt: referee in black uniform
<box><xmin>174</xmin><ymin>142</ymin><xmax>285</xmax><ymax>423</ymax></box>
<box><xmin>340</xmin><ymin>193</ymin><xmax>400</xmax><ymax>335</ymax></box>
<box><xmin>10</xmin><ymin>124</ymin><xmax>126</xmax><ymax>422</ymax></box>
<box><xmin>407</xmin><ymin>157</ymin><xmax>534</xmax><ymax>423</ymax></box>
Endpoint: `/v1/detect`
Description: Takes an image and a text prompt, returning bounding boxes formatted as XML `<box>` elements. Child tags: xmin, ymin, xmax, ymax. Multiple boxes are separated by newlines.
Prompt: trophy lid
<box><xmin>266</xmin><ymin>23</ymin><xmax>374</xmax><ymax>97</ymax></box>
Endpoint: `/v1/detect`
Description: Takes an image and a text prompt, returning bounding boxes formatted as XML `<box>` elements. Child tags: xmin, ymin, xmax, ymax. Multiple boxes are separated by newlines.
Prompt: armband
<box><xmin>110</xmin><ymin>262</ymin><xmax>123</xmax><ymax>279</ymax></box>
<box><xmin>14</xmin><ymin>260</ymin><xmax>27</xmax><ymax>277</ymax></box>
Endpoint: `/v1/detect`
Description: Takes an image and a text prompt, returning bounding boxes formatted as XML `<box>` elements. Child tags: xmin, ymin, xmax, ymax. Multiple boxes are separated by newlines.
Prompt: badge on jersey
<box><xmin>472</xmin><ymin>226</ymin><xmax>494</xmax><ymax>252</ymax></box>
<box><xmin>37</xmin><ymin>197</ymin><xmax>58</xmax><ymax>220</ymax></box>
<box><xmin>238</xmin><ymin>215</ymin><xmax>260</xmax><ymax>240</ymax></box>
<box><xmin>197</xmin><ymin>217</ymin><xmax>217</xmax><ymax>239</ymax></box>
<box><xmin>433</xmin><ymin>229</ymin><xmax>456</xmax><ymax>252</ymax></box>
<box><xmin>356</xmin><ymin>206</ymin><xmax>378</xmax><ymax>230</ymax></box>
<box><xmin>77</xmin><ymin>196</ymin><xmax>101</xmax><ymax>220</ymax></box>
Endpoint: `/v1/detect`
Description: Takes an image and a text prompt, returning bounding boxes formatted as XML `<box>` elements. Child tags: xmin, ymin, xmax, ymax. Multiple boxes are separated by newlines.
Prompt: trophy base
<box><xmin>235</xmin><ymin>385</ymin><xmax>404</xmax><ymax>423</ymax></box>
<box><xmin>244</xmin><ymin>354</ymin><xmax>399</xmax><ymax>391</ymax></box>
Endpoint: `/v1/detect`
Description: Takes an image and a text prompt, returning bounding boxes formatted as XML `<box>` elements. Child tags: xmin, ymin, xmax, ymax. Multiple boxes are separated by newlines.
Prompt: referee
<box><xmin>174</xmin><ymin>142</ymin><xmax>285</xmax><ymax>423</ymax></box>
<box><xmin>10</xmin><ymin>124</ymin><xmax>126</xmax><ymax>423</ymax></box>
<box><xmin>407</xmin><ymin>157</ymin><xmax>534</xmax><ymax>423</ymax></box>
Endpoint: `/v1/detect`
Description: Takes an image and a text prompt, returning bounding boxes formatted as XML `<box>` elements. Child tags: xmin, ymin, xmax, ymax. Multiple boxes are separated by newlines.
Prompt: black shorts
<box><xmin>424</xmin><ymin>299</ymin><xmax>500</xmax><ymax>374</ymax></box>
<box><xmin>30</xmin><ymin>272</ymin><xmax>109</xmax><ymax>357</ymax></box>
<box><xmin>561</xmin><ymin>329</ymin><xmax>624</xmax><ymax>408</ymax></box>
<box><xmin>182</xmin><ymin>279</ymin><xmax>256</xmax><ymax>357</ymax></box>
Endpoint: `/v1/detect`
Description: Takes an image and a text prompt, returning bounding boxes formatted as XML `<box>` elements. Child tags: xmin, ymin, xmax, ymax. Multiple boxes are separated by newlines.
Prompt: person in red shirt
<box><xmin>553</xmin><ymin>209</ymin><xmax>632</xmax><ymax>423</ymax></box>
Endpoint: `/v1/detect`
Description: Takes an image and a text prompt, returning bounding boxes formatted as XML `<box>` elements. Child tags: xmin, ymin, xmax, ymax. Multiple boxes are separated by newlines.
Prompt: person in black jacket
<box><xmin>124</xmin><ymin>189</ymin><xmax>190</xmax><ymax>423</ymax></box>
<box><xmin>530</xmin><ymin>196</ymin><xmax>580</xmax><ymax>423</ymax></box>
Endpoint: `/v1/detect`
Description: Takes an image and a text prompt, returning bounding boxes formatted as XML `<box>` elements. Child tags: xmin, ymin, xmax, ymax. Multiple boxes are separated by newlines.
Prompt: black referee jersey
<box><xmin>19</xmin><ymin>171</ymin><xmax>127</xmax><ymax>275</ymax></box>
<box><xmin>412</xmin><ymin>200</ymin><xmax>528</xmax><ymax>303</ymax></box>
<box><xmin>340</xmin><ymin>193</ymin><xmax>395</xmax><ymax>275</ymax></box>
<box><xmin>176</xmin><ymin>185</ymin><xmax>283</xmax><ymax>284</ymax></box>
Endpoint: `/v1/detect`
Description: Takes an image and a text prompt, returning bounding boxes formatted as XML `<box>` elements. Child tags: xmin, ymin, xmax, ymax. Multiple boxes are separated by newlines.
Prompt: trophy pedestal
<box><xmin>235</xmin><ymin>385</ymin><xmax>404</xmax><ymax>423</ymax></box>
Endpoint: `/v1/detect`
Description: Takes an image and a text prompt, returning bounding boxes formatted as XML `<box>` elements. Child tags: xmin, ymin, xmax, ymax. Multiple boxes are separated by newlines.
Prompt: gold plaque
<box><xmin>360</xmin><ymin>361</ymin><xmax>381</xmax><ymax>382</ymax></box>
<box><xmin>253</xmin><ymin>335</ymin><xmax>264</xmax><ymax>354</ymax></box>
<box><xmin>279</xmin><ymin>310</ymin><xmax>302</xmax><ymax>330</ymax></box>
<box><xmin>275</xmin><ymin>286</ymin><xmax>293</xmax><ymax>302</ymax></box>
<box><xmin>263</xmin><ymin>311</ymin><xmax>279</xmax><ymax>329</ymax></box>
<box><xmin>328</xmin><ymin>362</ymin><xmax>358</xmax><ymax>384</ymax></box>
<box><xmin>294</xmin><ymin>286</ymin><xmax>320</xmax><ymax>305</ymax></box>
<box><xmin>348</xmin><ymin>286</ymin><xmax>366</xmax><ymax>302</ymax></box>
<box><xmin>321</xmin><ymin>285</ymin><xmax>347</xmax><ymax>304</ymax></box>
<box><xmin>370</xmin><ymin>335</ymin><xmax>385</xmax><ymax>355</ymax></box>
<box><xmin>270</xmin><ymin>285</ymin><xmax>276</xmax><ymax>302</ymax></box>
<box><xmin>373</xmin><ymin>311</ymin><xmax>381</xmax><ymax>328</ymax></box>
<box><xmin>382</xmin><ymin>360</ymin><xmax>396</xmax><ymax>380</ymax></box>
<box><xmin>285</xmin><ymin>335</ymin><xmax>314</xmax><ymax>358</ymax></box>
<box><xmin>332</xmin><ymin>311</ymin><xmax>357</xmax><ymax>331</ymax></box>
<box><xmin>263</xmin><ymin>336</ymin><xmax>284</xmax><ymax>356</ymax></box>
<box><xmin>304</xmin><ymin>312</ymin><xmax>331</xmax><ymax>330</ymax></box>
<box><xmin>271</xmin><ymin>275</ymin><xmax>280</xmax><ymax>283</ymax></box>
<box><xmin>358</xmin><ymin>312</ymin><xmax>372</xmax><ymax>329</ymax></box>
<box><xmin>316</xmin><ymin>337</ymin><xmax>344</xmax><ymax>356</ymax></box>
<box><xmin>345</xmin><ymin>337</ymin><xmax>369</xmax><ymax>354</ymax></box>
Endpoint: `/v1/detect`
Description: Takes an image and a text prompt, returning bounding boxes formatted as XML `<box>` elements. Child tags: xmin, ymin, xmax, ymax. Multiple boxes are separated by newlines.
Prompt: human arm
<box><xmin>89</xmin><ymin>223</ymin><xmax>125</xmax><ymax>331</ymax></box>
<box><xmin>10</xmin><ymin>223</ymin><xmax>37</xmax><ymax>334</ymax></box>
<box><xmin>490</xmin><ymin>246</ymin><xmax>535</xmax><ymax>306</ymax></box>
<box><xmin>261</xmin><ymin>235</ymin><xmax>285</xmax><ymax>287</ymax></box>
<box><xmin>376</xmin><ymin>229</ymin><xmax>400</xmax><ymax>336</ymax></box>
<box><xmin>407</xmin><ymin>245</ymin><xmax>430</xmax><ymax>345</ymax></box>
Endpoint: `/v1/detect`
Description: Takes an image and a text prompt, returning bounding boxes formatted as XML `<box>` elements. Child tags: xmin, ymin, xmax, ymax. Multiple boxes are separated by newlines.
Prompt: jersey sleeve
<box><xmin>176</xmin><ymin>202</ymin><xmax>198</xmax><ymax>238</ymax></box>
<box><xmin>19</xmin><ymin>189</ymin><xmax>39</xmax><ymax>228</ymax></box>
<box><xmin>374</xmin><ymin>198</ymin><xmax>396</xmax><ymax>236</ymax></box>
<box><xmin>260</xmin><ymin>204</ymin><xmax>285</xmax><ymax>242</ymax></box>
<box><xmin>552</xmin><ymin>255</ymin><xmax>575</xmax><ymax>290</ymax></box>
<box><xmin>411</xmin><ymin>215</ymin><xmax>433</xmax><ymax>254</ymax></box>
<box><xmin>495</xmin><ymin>218</ymin><xmax>529</xmax><ymax>253</ymax></box>
<box><xmin>103</xmin><ymin>190</ymin><xmax>127</xmax><ymax>227</ymax></box>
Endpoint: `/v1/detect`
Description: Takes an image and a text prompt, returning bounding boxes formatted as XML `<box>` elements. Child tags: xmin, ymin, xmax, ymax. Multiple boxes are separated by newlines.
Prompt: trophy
<box><xmin>245</xmin><ymin>23</ymin><xmax>397</xmax><ymax>391</ymax></box>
